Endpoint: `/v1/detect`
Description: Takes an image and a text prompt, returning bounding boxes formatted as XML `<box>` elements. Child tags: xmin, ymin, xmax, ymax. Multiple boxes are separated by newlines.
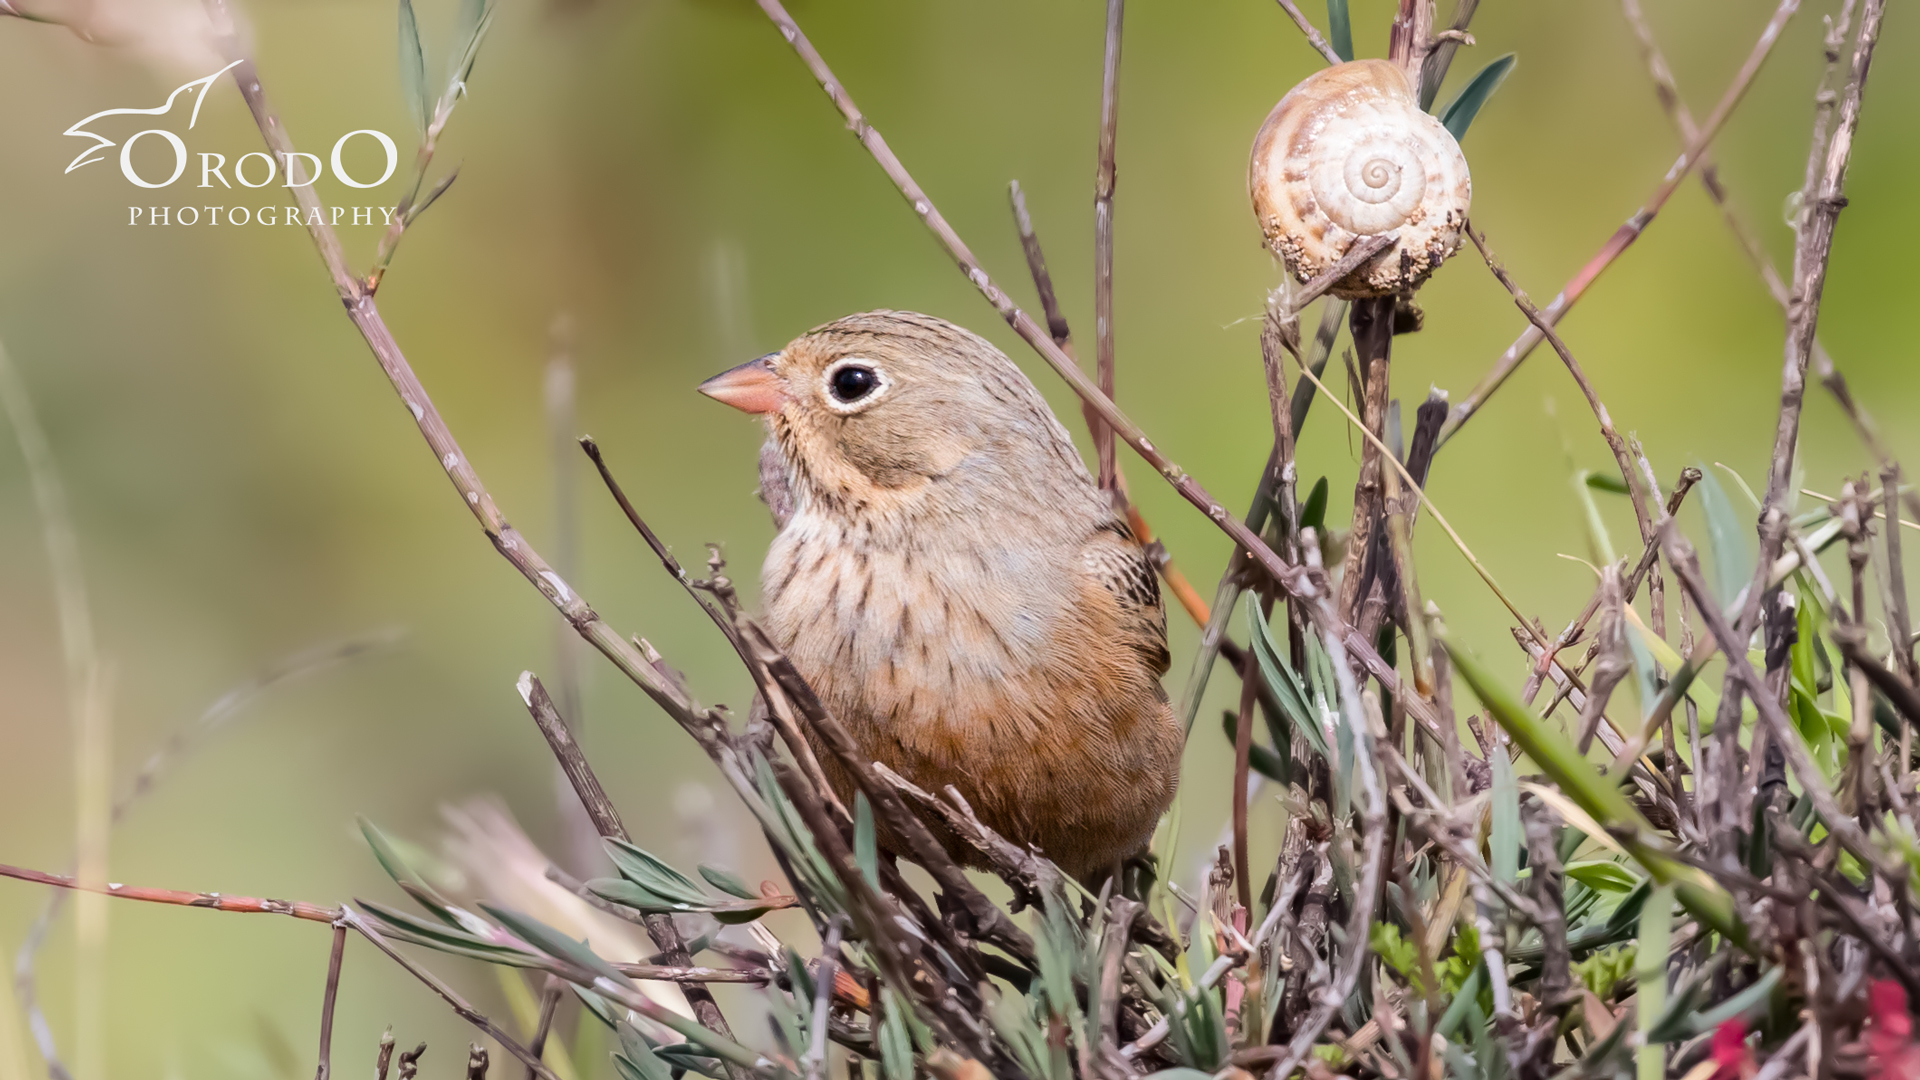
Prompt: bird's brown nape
<box><xmin>737</xmin><ymin>309</ymin><xmax>1184</xmax><ymax>879</ymax></box>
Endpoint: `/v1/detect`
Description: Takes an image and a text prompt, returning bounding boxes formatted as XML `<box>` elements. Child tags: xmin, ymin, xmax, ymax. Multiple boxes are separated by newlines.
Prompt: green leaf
<box><xmin>358</xmin><ymin>817</ymin><xmax>472</xmax><ymax>927</ymax></box>
<box><xmin>1565</xmin><ymin>860</ymin><xmax>1641</xmax><ymax>894</ymax></box>
<box><xmin>699</xmin><ymin>865</ymin><xmax>758</xmax><ymax>900</ymax></box>
<box><xmin>480</xmin><ymin>903</ymin><xmax>626</xmax><ymax>983</ymax></box>
<box><xmin>1695</xmin><ymin>466</ymin><xmax>1753</xmax><ymax>609</ymax></box>
<box><xmin>854</xmin><ymin>793</ymin><xmax>880</xmax><ymax>892</ymax></box>
<box><xmin>750</xmin><ymin>754</ymin><xmax>846</xmax><ymax>911</ymax></box>
<box><xmin>447</xmin><ymin>0</ymin><xmax>488</xmax><ymax>85</ymax></box>
<box><xmin>443</xmin><ymin>0</ymin><xmax>494</xmax><ymax>99</ymax></box>
<box><xmin>1248</xmin><ymin>606</ymin><xmax>1331</xmax><ymax>761</ymax></box>
<box><xmin>604</xmin><ymin>839</ymin><xmax>713</xmax><ymax>908</ymax></box>
<box><xmin>1574</xmin><ymin>470</ymin><xmax>1619</xmax><ymax>568</ymax></box>
<box><xmin>1635</xmin><ymin>884</ymin><xmax>1674</xmax><ymax>1080</ymax></box>
<box><xmin>1369</xmin><ymin>922</ymin><xmax>1419</xmax><ymax>979</ymax></box>
<box><xmin>878</xmin><ymin>988</ymin><xmax>915</xmax><ymax>1080</ymax></box>
<box><xmin>1648</xmin><ymin>966</ymin><xmax>1782</xmax><ymax>1043</ymax></box>
<box><xmin>1624</xmin><ymin>619</ymin><xmax>1659</xmax><ymax>719</ymax></box>
<box><xmin>1434</xmin><ymin>960</ymin><xmax>1485</xmax><ymax>1038</ymax></box>
<box><xmin>1300</xmin><ymin>476</ymin><xmax>1329</xmax><ymax>535</ymax></box>
<box><xmin>397</xmin><ymin>0</ymin><xmax>429</xmax><ymax>132</ymax></box>
<box><xmin>1585</xmin><ymin>472</ymin><xmax>1631</xmax><ymax>495</ymax></box>
<box><xmin>1438</xmin><ymin>54</ymin><xmax>1516</xmax><ymax>143</ymax></box>
<box><xmin>355</xmin><ymin>899</ymin><xmax>540</xmax><ymax>967</ymax></box>
<box><xmin>651</xmin><ymin>1045</ymin><xmax>724</xmax><ymax>1080</ymax></box>
<box><xmin>572</xmin><ymin>985</ymin><xmax>621</xmax><ymax>1029</ymax></box>
<box><xmin>1326</xmin><ymin>0</ymin><xmax>1353</xmax><ymax>62</ymax></box>
<box><xmin>1490</xmin><ymin>750</ymin><xmax>1519</xmax><ymax>886</ymax></box>
<box><xmin>612</xmin><ymin>1023</ymin><xmax>673</xmax><ymax>1080</ymax></box>
<box><xmin>583</xmin><ymin>878</ymin><xmax>784</xmax><ymax>925</ymax></box>
<box><xmin>1574</xmin><ymin>943</ymin><xmax>1637</xmax><ymax>1000</ymax></box>
<box><xmin>1714</xmin><ymin>462</ymin><xmax>1763</xmax><ymax>510</ymax></box>
<box><xmin>1604</xmin><ymin>878</ymin><xmax>1653</xmax><ymax>936</ymax></box>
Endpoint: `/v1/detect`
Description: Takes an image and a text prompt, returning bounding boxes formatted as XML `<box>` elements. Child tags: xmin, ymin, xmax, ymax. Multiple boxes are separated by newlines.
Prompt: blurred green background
<box><xmin>0</xmin><ymin>0</ymin><xmax>1913</xmax><ymax>1074</ymax></box>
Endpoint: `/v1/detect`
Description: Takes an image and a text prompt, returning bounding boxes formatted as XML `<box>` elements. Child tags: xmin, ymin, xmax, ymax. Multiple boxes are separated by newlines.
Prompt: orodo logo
<box><xmin>63</xmin><ymin>64</ymin><xmax>400</xmax><ymax>225</ymax></box>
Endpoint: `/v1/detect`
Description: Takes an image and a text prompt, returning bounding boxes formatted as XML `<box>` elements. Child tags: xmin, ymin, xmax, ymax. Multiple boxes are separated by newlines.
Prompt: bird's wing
<box><xmin>1079</xmin><ymin>520</ymin><xmax>1170</xmax><ymax>676</ymax></box>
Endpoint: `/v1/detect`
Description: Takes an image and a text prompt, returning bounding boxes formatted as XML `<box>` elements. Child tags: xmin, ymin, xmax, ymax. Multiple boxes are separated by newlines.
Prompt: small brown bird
<box><xmin>699</xmin><ymin>310</ymin><xmax>1184</xmax><ymax>879</ymax></box>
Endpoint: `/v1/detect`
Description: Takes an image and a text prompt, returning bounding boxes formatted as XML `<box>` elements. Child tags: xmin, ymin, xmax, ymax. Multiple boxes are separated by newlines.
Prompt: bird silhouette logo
<box><xmin>61</xmin><ymin>60</ymin><xmax>242</xmax><ymax>175</ymax></box>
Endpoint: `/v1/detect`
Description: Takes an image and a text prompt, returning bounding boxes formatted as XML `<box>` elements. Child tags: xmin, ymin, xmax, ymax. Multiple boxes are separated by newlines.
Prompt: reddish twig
<box><xmin>0</xmin><ymin>861</ymin><xmax>339</xmax><ymax>922</ymax></box>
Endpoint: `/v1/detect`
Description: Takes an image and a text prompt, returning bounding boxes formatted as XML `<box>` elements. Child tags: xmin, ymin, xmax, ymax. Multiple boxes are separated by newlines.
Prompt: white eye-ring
<box><xmin>822</xmin><ymin>358</ymin><xmax>890</xmax><ymax>414</ymax></box>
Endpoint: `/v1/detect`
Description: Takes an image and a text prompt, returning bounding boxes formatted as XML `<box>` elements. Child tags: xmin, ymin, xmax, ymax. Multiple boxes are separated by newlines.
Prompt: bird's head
<box><xmin>700</xmin><ymin>310</ymin><xmax>1078</xmax><ymax>516</ymax></box>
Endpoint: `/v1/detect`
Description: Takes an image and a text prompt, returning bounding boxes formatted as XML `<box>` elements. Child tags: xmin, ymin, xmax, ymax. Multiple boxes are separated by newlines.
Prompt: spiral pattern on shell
<box><xmin>1249</xmin><ymin>59</ymin><xmax>1472</xmax><ymax>299</ymax></box>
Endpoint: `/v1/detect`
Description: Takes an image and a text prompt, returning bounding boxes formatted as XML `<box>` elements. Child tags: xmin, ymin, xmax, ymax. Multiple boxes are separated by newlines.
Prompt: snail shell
<box><xmin>1249</xmin><ymin>59</ymin><xmax>1471</xmax><ymax>299</ymax></box>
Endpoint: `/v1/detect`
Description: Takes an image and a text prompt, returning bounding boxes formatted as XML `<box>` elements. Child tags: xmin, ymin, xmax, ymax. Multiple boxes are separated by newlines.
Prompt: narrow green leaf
<box><xmin>1604</xmin><ymin>879</ymin><xmax>1653</xmax><ymax>935</ymax></box>
<box><xmin>1713</xmin><ymin>462</ymin><xmax>1763</xmax><ymax>510</ymax></box>
<box><xmin>584</xmin><ymin>878</ymin><xmax>783</xmax><ymax>924</ymax></box>
<box><xmin>604</xmin><ymin>839</ymin><xmax>713</xmax><ymax>907</ymax></box>
<box><xmin>1490</xmin><ymin>751</ymin><xmax>1519</xmax><ymax>885</ymax></box>
<box><xmin>1623</xmin><ymin>620</ymin><xmax>1659</xmax><ymax>719</ymax></box>
<box><xmin>448</xmin><ymin>0</ymin><xmax>488</xmax><ymax>84</ymax></box>
<box><xmin>612</xmin><ymin>1023</ymin><xmax>673</xmax><ymax>1080</ymax></box>
<box><xmin>1574</xmin><ymin>470</ymin><xmax>1619</xmax><ymax>567</ymax></box>
<box><xmin>1635</xmin><ymin>885</ymin><xmax>1674</xmax><ymax>1080</ymax></box>
<box><xmin>480</xmin><ymin>903</ymin><xmax>626</xmax><ymax>983</ymax></box>
<box><xmin>1326</xmin><ymin>0</ymin><xmax>1354</xmax><ymax>62</ymax></box>
<box><xmin>356</xmin><ymin>899</ymin><xmax>540</xmax><ymax>967</ymax></box>
<box><xmin>698</xmin><ymin>865</ymin><xmax>758</xmax><ymax>900</ymax></box>
<box><xmin>359</xmin><ymin>817</ymin><xmax>465</xmax><ymax>926</ymax></box>
<box><xmin>1434</xmin><ymin>960</ymin><xmax>1484</xmax><ymax>1037</ymax></box>
<box><xmin>878</xmin><ymin>988</ymin><xmax>914</xmax><ymax>1080</ymax></box>
<box><xmin>651</xmin><ymin>1045</ymin><xmax>724</xmax><ymax>1080</ymax></box>
<box><xmin>571</xmin><ymin>985</ymin><xmax>621</xmax><ymax>1029</ymax></box>
<box><xmin>854</xmin><ymin>792</ymin><xmax>880</xmax><ymax>892</ymax></box>
<box><xmin>1695</xmin><ymin>466</ymin><xmax>1753</xmax><ymax>608</ymax></box>
<box><xmin>444</xmin><ymin>0</ymin><xmax>495</xmax><ymax>99</ymax></box>
<box><xmin>1585</xmin><ymin>472</ymin><xmax>1631</xmax><ymax>495</ymax></box>
<box><xmin>1300</xmin><ymin>476</ymin><xmax>1329</xmax><ymax>535</ymax></box>
<box><xmin>1438</xmin><ymin>54</ymin><xmax>1517</xmax><ymax>143</ymax></box>
<box><xmin>1248</xmin><ymin>607</ymin><xmax>1331</xmax><ymax>760</ymax></box>
<box><xmin>1565</xmin><ymin>860</ymin><xmax>1641</xmax><ymax>894</ymax></box>
<box><xmin>397</xmin><ymin>0</ymin><xmax>429</xmax><ymax>132</ymax></box>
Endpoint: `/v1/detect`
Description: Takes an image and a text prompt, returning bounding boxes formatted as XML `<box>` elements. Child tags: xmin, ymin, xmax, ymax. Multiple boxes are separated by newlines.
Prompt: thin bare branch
<box><xmin>1093</xmin><ymin>0</ymin><xmax>1123</xmax><ymax>493</ymax></box>
<box><xmin>1272</xmin><ymin>0</ymin><xmax>1343</xmax><ymax>65</ymax></box>
<box><xmin>314</xmin><ymin>923</ymin><xmax>348</xmax><ymax>1080</ymax></box>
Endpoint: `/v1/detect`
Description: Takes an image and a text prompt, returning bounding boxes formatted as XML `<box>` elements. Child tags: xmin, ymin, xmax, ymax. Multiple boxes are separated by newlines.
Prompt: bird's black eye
<box><xmin>829</xmin><ymin>365</ymin><xmax>879</xmax><ymax>404</ymax></box>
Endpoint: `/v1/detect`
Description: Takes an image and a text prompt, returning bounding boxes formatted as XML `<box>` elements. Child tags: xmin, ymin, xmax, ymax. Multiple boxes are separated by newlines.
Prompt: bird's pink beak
<box><xmin>698</xmin><ymin>355</ymin><xmax>787</xmax><ymax>414</ymax></box>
